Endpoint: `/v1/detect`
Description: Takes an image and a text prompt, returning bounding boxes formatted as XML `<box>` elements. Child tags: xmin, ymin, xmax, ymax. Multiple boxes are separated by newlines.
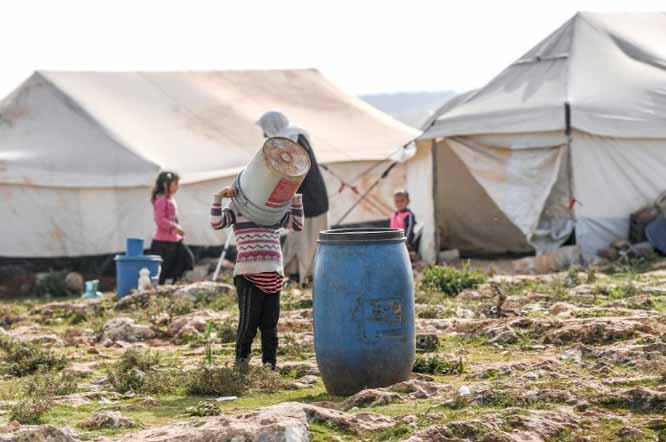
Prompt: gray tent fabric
<box><xmin>415</xmin><ymin>12</ymin><xmax>666</xmax><ymax>260</ymax></box>
<box><xmin>0</xmin><ymin>70</ymin><xmax>418</xmax><ymax>257</ymax></box>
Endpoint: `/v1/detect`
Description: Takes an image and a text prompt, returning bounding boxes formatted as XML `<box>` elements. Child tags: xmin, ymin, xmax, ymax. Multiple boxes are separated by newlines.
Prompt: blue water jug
<box><xmin>115</xmin><ymin>238</ymin><xmax>162</xmax><ymax>298</ymax></box>
<box><xmin>313</xmin><ymin>228</ymin><xmax>415</xmax><ymax>396</ymax></box>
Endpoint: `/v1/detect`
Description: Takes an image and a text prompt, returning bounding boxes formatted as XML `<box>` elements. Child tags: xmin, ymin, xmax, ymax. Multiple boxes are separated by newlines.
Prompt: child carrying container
<box><xmin>210</xmin><ymin>185</ymin><xmax>303</xmax><ymax>370</ymax></box>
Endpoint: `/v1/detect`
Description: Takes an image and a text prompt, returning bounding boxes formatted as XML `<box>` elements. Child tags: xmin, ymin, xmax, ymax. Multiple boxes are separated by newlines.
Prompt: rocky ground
<box><xmin>2</xmin><ymin>260</ymin><xmax>666</xmax><ymax>441</ymax></box>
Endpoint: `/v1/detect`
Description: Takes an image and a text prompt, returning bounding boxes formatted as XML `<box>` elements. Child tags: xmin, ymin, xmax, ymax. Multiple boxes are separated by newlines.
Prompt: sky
<box><xmin>0</xmin><ymin>0</ymin><xmax>663</xmax><ymax>98</ymax></box>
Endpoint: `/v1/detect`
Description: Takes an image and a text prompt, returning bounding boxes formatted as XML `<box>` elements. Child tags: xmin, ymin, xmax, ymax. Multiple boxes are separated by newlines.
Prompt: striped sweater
<box><xmin>210</xmin><ymin>194</ymin><xmax>303</xmax><ymax>292</ymax></box>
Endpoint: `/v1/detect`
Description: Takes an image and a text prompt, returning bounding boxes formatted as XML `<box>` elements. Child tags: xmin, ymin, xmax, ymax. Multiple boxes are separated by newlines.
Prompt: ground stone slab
<box><xmin>389</xmin><ymin>379</ymin><xmax>451</xmax><ymax>399</ymax></box>
<box><xmin>167</xmin><ymin>310</ymin><xmax>231</xmax><ymax>341</ymax></box>
<box><xmin>100</xmin><ymin>317</ymin><xmax>155</xmax><ymax>344</ymax></box>
<box><xmin>0</xmin><ymin>425</ymin><xmax>80</xmax><ymax>442</ymax></box>
<box><xmin>80</xmin><ymin>411</ymin><xmax>137</xmax><ymax>429</ymax></box>
<box><xmin>102</xmin><ymin>401</ymin><xmax>395</xmax><ymax>442</ymax></box>
<box><xmin>403</xmin><ymin>407</ymin><xmax>579</xmax><ymax>442</ymax></box>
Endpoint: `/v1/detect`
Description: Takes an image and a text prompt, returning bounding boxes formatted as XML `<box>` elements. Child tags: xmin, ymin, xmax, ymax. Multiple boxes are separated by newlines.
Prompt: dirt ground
<box><xmin>2</xmin><ymin>259</ymin><xmax>666</xmax><ymax>441</ymax></box>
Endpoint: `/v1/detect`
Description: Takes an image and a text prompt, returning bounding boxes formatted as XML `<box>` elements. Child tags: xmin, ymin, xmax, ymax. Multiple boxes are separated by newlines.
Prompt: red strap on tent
<box><xmin>568</xmin><ymin>197</ymin><xmax>581</xmax><ymax>209</ymax></box>
<box><xmin>337</xmin><ymin>182</ymin><xmax>360</xmax><ymax>194</ymax></box>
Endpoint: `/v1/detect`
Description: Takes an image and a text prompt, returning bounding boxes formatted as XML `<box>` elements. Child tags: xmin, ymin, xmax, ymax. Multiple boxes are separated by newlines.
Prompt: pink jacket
<box><xmin>153</xmin><ymin>195</ymin><xmax>182</xmax><ymax>242</ymax></box>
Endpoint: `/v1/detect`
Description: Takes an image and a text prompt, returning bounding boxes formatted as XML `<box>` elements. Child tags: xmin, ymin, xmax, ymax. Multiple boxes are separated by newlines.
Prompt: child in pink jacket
<box><xmin>149</xmin><ymin>171</ymin><xmax>193</xmax><ymax>283</ymax></box>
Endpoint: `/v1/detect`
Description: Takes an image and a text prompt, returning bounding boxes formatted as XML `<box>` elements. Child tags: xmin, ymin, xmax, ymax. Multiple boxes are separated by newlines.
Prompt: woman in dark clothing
<box><xmin>257</xmin><ymin>111</ymin><xmax>329</xmax><ymax>283</ymax></box>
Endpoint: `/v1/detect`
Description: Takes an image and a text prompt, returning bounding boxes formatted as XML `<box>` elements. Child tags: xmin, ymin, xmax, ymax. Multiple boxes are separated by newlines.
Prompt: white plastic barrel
<box><xmin>232</xmin><ymin>137</ymin><xmax>311</xmax><ymax>226</ymax></box>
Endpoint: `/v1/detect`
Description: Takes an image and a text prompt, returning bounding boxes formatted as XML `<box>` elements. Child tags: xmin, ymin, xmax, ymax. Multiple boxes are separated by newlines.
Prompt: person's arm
<box><xmin>280</xmin><ymin>194</ymin><xmax>304</xmax><ymax>231</ymax></box>
<box><xmin>405</xmin><ymin>211</ymin><xmax>416</xmax><ymax>246</ymax></box>
<box><xmin>210</xmin><ymin>187</ymin><xmax>238</xmax><ymax>230</ymax></box>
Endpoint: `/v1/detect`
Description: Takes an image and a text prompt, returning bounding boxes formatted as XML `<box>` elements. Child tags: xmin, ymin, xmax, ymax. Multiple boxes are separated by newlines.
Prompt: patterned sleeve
<box><xmin>210</xmin><ymin>195</ymin><xmax>236</xmax><ymax>230</ymax></box>
<box><xmin>280</xmin><ymin>194</ymin><xmax>304</xmax><ymax>231</ymax></box>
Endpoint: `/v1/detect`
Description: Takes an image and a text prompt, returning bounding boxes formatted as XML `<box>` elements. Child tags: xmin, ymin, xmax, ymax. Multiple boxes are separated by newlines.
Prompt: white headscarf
<box><xmin>257</xmin><ymin>111</ymin><xmax>311</xmax><ymax>144</ymax></box>
<box><xmin>257</xmin><ymin>111</ymin><xmax>289</xmax><ymax>137</ymax></box>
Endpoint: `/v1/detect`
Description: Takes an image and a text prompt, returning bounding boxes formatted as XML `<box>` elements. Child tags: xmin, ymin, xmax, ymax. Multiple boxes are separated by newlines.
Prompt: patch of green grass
<box><xmin>421</xmin><ymin>262</ymin><xmax>487</xmax><ymax>296</ymax></box>
<box><xmin>375</xmin><ymin>424</ymin><xmax>414</xmax><ymax>441</ymax></box>
<box><xmin>0</xmin><ymin>337</ymin><xmax>67</xmax><ymax>376</ymax></box>
<box><xmin>8</xmin><ymin>369</ymin><xmax>79</xmax><ymax>424</ymax></box>
<box><xmin>107</xmin><ymin>349</ymin><xmax>180</xmax><ymax>394</ymax></box>
<box><xmin>413</xmin><ymin>355</ymin><xmax>464</xmax><ymax>375</ymax></box>
<box><xmin>309</xmin><ymin>421</ymin><xmax>354</xmax><ymax>441</ymax></box>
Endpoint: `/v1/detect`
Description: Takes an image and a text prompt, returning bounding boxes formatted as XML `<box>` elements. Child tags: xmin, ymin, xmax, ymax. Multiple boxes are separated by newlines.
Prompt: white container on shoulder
<box><xmin>232</xmin><ymin>137</ymin><xmax>311</xmax><ymax>227</ymax></box>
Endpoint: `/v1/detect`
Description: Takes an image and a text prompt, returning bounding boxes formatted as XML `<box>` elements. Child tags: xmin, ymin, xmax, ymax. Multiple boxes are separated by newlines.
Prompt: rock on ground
<box><xmin>167</xmin><ymin>310</ymin><xmax>231</xmax><ymax>341</ymax></box>
<box><xmin>6</xmin><ymin>325</ymin><xmax>64</xmax><ymax>346</ymax></box>
<box><xmin>403</xmin><ymin>407</ymin><xmax>579</xmax><ymax>442</ymax></box>
<box><xmin>102</xmin><ymin>401</ymin><xmax>395</xmax><ymax>442</ymax></box>
<box><xmin>0</xmin><ymin>425</ymin><xmax>80</xmax><ymax>442</ymax></box>
<box><xmin>100</xmin><ymin>317</ymin><xmax>155</xmax><ymax>344</ymax></box>
<box><xmin>80</xmin><ymin>411</ymin><xmax>137</xmax><ymax>429</ymax></box>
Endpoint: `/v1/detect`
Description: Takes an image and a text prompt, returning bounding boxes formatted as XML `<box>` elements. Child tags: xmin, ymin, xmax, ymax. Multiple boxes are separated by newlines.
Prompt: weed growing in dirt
<box><xmin>9</xmin><ymin>369</ymin><xmax>79</xmax><ymax>424</ymax></box>
<box><xmin>376</xmin><ymin>424</ymin><xmax>413</xmax><ymax>441</ymax></box>
<box><xmin>413</xmin><ymin>355</ymin><xmax>464</xmax><ymax>375</ymax></box>
<box><xmin>417</xmin><ymin>306</ymin><xmax>440</xmax><ymax>319</ymax></box>
<box><xmin>247</xmin><ymin>365</ymin><xmax>287</xmax><ymax>393</ymax></box>
<box><xmin>9</xmin><ymin>392</ymin><xmax>53</xmax><ymax>424</ymax></box>
<box><xmin>0</xmin><ymin>337</ymin><xmax>67</xmax><ymax>376</ymax></box>
<box><xmin>107</xmin><ymin>348</ymin><xmax>180</xmax><ymax>394</ymax></box>
<box><xmin>186</xmin><ymin>365</ymin><xmax>247</xmax><ymax>396</ymax></box>
<box><xmin>145</xmin><ymin>295</ymin><xmax>194</xmax><ymax>326</ymax></box>
<box><xmin>278</xmin><ymin>334</ymin><xmax>312</xmax><ymax>359</ymax></box>
<box><xmin>186</xmin><ymin>400</ymin><xmax>223</xmax><ymax>416</ymax></box>
<box><xmin>217</xmin><ymin>320</ymin><xmax>237</xmax><ymax>344</ymax></box>
<box><xmin>421</xmin><ymin>263</ymin><xmax>486</xmax><ymax>296</ymax></box>
<box><xmin>0</xmin><ymin>304</ymin><xmax>26</xmax><ymax>328</ymax></box>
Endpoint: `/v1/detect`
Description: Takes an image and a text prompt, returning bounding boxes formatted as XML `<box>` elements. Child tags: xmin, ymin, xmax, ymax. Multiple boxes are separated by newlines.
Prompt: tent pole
<box><xmin>564</xmin><ymin>102</ymin><xmax>575</xmax><ymax>218</ymax></box>
<box><xmin>334</xmin><ymin>161</ymin><xmax>399</xmax><ymax>226</ymax></box>
<box><xmin>431</xmin><ymin>139</ymin><xmax>441</xmax><ymax>261</ymax></box>
<box><xmin>212</xmin><ymin>229</ymin><xmax>233</xmax><ymax>282</ymax></box>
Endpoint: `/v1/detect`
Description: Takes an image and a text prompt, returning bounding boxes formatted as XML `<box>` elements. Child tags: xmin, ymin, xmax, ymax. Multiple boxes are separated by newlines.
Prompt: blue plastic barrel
<box><xmin>115</xmin><ymin>239</ymin><xmax>162</xmax><ymax>298</ymax></box>
<box><xmin>313</xmin><ymin>228</ymin><xmax>415</xmax><ymax>396</ymax></box>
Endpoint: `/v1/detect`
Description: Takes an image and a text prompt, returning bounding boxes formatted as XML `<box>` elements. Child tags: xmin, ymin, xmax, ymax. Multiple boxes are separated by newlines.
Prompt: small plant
<box><xmin>217</xmin><ymin>320</ymin><xmax>237</xmax><ymax>344</ymax></box>
<box><xmin>247</xmin><ymin>365</ymin><xmax>287</xmax><ymax>393</ymax></box>
<box><xmin>277</xmin><ymin>334</ymin><xmax>312</xmax><ymax>359</ymax></box>
<box><xmin>204</xmin><ymin>322</ymin><xmax>215</xmax><ymax>365</ymax></box>
<box><xmin>8</xmin><ymin>369</ymin><xmax>78</xmax><ymax>424</ymax></box>
<box><xmin>417</xmin><ymin>306</ymin><xmax>440</xmax><ymax>319</ymax></box>
<box><xmin>564</xmin><ymin>266</ymin><xmax>581</xmax><ymax>288</ymax></box>
<box><xmin>24</xmin><ymin>369</ymin><xmax>78</xmax><ymax>397</ymax></box>
<box><xmin>586</xmin><ymin>267</ymin><xmax>597</xmax><ymax>284</ymax></box>
<box><xmin>0</xmin><ymin>337</ymin><xmax>67</xmax><ymax>377</ymax></box>
<box><xmin>186</xmin><ymin>365</ymin><xmax>247</xmax><ymax>396</ymax></box>
<box><xmin>421</xmin><ymin>262</ymin><xmax>486</xmax><ymax>296</ymax></box>
<box><xmin>9</xmin><ymin>394</ymin><xmax>53</xmax><ymax>424</ymax></box>
<box><xmin>186</xmin><ymin>401</ymin><xmax>223</xmax><ymax>417</ymax></box>
<box><xmin>412</xmin><ymin>355</ymin><xmax>464</xmax><ymax>375</ymax></box>
<box><xmin>107</xmin><ymin>349</ymin><xmax>162</xmax><ymax>393</ymax></box>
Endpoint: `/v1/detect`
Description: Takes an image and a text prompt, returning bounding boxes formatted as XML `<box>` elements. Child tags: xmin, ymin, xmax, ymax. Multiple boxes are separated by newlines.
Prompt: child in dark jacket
<box><xmin>210</xmin><ymin>185</ymin><xmax>303</xmax><ymax>369</ymax></box>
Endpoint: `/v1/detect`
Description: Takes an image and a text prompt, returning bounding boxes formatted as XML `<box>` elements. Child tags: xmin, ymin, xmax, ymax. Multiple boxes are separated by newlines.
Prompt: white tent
<box><xmin>412</xmin><ymin>12</ymin><xmax>666</xmax><ymax>262</ymax></box>
<box><xmin>0</xmin><ymin>70</ymin><xmax>418</xmax><ymax>257</ymax></box>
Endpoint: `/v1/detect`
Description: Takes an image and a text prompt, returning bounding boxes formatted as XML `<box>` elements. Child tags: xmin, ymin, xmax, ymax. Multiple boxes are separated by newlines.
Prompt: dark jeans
<box><xmin>234</xmin><ymin>276</ymin><xmax>280</xmax><ymax>367</ymax></box>
<box><xmin>150</xmin><ymin>240</ymin><xmax>194</xmax><ymax>284</ymax></box>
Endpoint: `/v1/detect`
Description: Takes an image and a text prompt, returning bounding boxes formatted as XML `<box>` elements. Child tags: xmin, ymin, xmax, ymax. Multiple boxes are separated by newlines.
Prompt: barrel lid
<box><xmin>318</xmin><ymin>228</ymin><xmax>405</xmax><ymax>243</ymax></box>
<box><xmin>114</xmin><ymin>254</ymin><xmax>163</xmax><ymax>262</ymax></box>
<box><xmin>263</xmin><ymin>137</ymin><xmax>311</xmax><ymax>177</ymax></box>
